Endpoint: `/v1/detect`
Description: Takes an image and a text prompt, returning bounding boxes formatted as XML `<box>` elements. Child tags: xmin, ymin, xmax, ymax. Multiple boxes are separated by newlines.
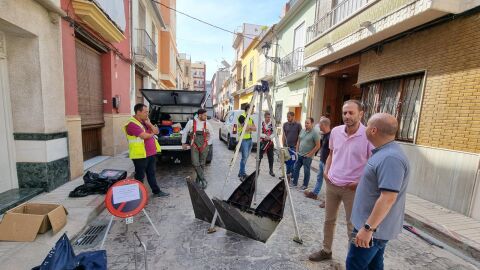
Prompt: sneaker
<box><xmin>289</xmin><ymin>183</ymin><xmax>297</xmax><ymax>188</ymax></box>
<box><xmin>319</xmin><ymin>200</ymin><xmax>325</xmax><ymax>208</ymax></box>
<box><xmin>269</xmin><ymin>171</ymin><xmax>275</xmax><ymax>177</ymax></box>
<box><xmin>308</xmin><ymin>250</ymin><xmax>332</xmax><ymax>262</ymax></box>
<box><xmin>300</xmin><ymin>186</ymin><xmax>308</xmax><ymax>191</ymax></box>
<box><xmin>304</xmin><ymin>191</ymin><xmax>318</xmax><ymax>200</ymax></box>
<box><xmin>153</xmin><ymin>190</ymin><xmax>170</xmax><ymax>197</ymax></box>
<box><xmin>239</xmin><ymin>175</ymin><xmax>246</xmax><ymax>182</ymax></box>
<box><xmin>279</xmin><ymin>176</ymin><xmax>285</xmax><ymax>180</ymax></box>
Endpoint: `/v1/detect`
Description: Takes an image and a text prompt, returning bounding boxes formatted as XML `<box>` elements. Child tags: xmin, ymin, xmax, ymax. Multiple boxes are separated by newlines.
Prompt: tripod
<box><xmin>209</xmin><ymin>80</ymin><xmax>303</xmax><ymax>244</ymax></box>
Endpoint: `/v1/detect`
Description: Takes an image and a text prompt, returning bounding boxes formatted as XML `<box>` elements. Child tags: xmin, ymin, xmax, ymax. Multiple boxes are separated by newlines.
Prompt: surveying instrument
<box><xmin>208</xmin><ymin>80</ymin><xmax>303</xmax><ymax>244</ymax></box>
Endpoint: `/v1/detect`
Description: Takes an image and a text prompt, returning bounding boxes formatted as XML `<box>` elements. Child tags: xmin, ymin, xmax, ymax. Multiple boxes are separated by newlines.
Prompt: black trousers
<box><xmin>132</xmin><ymin>156</ymin><xmax>160</xmax><ymax>194</ymax></box>
<box><xmin>259</xmin><ymin>142</ymin><xmax>274</xmax><ymax>171</ymax></box>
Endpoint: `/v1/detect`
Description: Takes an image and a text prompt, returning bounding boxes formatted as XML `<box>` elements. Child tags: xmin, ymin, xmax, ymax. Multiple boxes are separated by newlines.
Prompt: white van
<box><xmin>219</xmin><ymin>110</ymin><xmax>258</xmax><ymax>150</ymax></box>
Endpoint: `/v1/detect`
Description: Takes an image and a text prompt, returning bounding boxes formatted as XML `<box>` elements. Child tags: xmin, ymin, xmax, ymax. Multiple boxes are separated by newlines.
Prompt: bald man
<box><xmin>346</xmin><ymin>113</ymin><xmax>410</xmax><ymax>270</ymax></box>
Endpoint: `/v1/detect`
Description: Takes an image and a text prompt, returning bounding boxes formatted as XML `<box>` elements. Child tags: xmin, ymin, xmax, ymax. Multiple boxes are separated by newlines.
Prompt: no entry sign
<box><xmin>105</xmin><ymin>179</ymin><xmax>148</xmax><ymax>218</ymax></box>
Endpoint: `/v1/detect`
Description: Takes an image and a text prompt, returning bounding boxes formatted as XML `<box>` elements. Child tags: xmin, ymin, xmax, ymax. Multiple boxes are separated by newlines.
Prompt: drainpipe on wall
<box><xmin>129</xmin><ymin>0</ymin><xmax>136</xmax><ymax>112</ymax></box>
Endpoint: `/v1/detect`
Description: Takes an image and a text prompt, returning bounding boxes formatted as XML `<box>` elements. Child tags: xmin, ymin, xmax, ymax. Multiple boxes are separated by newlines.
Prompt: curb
<box><xmin>404</xmin><ymin>209</ymin><xmax>480</xmax><ymax>261</ymax></box>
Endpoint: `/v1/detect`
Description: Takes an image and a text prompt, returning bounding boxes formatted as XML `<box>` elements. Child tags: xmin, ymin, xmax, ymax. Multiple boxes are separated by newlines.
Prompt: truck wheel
<box><xmin>206</xmin><ymin>145</ymin><xmax>213</xmax><ymax>164</ymax></box>
<box><xmin>227</xmin><ymin>134</ymin><xmax>235</xmax><ymax>150</ymax></box>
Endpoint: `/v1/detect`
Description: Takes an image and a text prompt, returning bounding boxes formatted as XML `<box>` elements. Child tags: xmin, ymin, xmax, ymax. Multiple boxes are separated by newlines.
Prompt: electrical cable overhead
<box><xmin>151</xmin><ymin>0</ymin><xmax>275</xmax><ymax>44</ymax></box>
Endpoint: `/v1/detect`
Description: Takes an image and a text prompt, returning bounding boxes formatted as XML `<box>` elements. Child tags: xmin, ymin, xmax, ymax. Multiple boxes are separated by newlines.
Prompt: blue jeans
<box><xmin>238</xmin><ymin>138</ymin><xmax>253</xmax><ymax>176</ymax></box>
<box><xmin>286</xmin><ymin>146</ymin><xmax>296</xmax><ymax>175</ymax></box>
<box><xmin>346</xmin><ymin>229</ymin><xmax>389</xmax><ymax>270</ymax></box>
<box><xmin>312</xmin><ymin>161</ymin><xmax>325</xmax><ymax>195</ymax></box>
<box><xmin>292</xmin><ymin>155</ymin><xmax>312</xmax><ymax>187</ymax></box>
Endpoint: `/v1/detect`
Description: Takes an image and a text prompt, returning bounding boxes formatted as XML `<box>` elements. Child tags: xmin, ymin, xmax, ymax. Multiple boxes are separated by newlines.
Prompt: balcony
<box><xmin>306</xmin><ymin>0</ymin><xmax>373</xmax><ymax>44</ymax></box>
<box><xmin>279</xmin><ymin>48</ymin><xmax>312</xmax><ymax>82</ymax></box>
<box><xmin>135</xmin><ymin>29</ymin><xmax>157</xmax><ymax>71</ymax></box>
<box><xmin>72</xmin><ymin>0</ymin><xmax>125</xmax><ymax>43</ymax></box>
<box><xmin>304</xmin><ymin>0</ymin><xmax>480</xmax><ymax>67</ymax></box>
<box><xmin>257</xmin><ymin>58</ymin><xmax>273</xmax><ymax>82</ymax></box>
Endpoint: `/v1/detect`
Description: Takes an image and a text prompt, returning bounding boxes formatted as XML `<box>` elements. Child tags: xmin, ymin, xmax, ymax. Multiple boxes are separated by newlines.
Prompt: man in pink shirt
<box><xmin>309</xmin><ymin>100</ymin><xmax>373</xmax><ymax>262</ymax></box>
<box><xmin>125</xmin><ymin>103</ymin><xmax>169</xmax><ymax>197</ymax></box>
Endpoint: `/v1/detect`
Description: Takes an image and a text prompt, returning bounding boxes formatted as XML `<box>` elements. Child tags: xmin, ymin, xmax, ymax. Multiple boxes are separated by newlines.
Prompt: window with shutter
<box><xmin>361</xmin><ymin>73</ymin><xmax>424</xmax><ymax>142</ymax></box>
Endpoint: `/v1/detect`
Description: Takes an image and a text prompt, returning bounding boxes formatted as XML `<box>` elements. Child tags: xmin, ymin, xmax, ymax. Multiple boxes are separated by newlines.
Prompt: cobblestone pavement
<box><xmin>85</xmin><ymin>121</ymin><xmax>479</xmax><ymax>270</ymax></box>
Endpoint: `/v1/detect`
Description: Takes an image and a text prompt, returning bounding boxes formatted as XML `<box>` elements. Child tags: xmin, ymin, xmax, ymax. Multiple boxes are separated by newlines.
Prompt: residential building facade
<box><xmin>132</xmin><ymin>0</ymin><xmax>165</xmax><ymax>102</ymax></box>
<box><xmin>210</xmin><ymin>69</ymin><xmax>229</xmax><ymax>118</ymax></box>
<box><xmin>178</xmin><ymin>53</ymin><xmax>193</xmax><ymax>90</ymax></box>
<box><xmin>192</xmin><ymin>61</ymin><xmax>206</xmax><ymax>91</ymax></box>
<box><xmin>158</xmin><ymin>0</ymin><xmax>178</xmax><ymax>89</ymax></box>
<box><xmin>61</xmin><ymin>0</ymin><xmax>132</xmax><ymax>180</ymax></box>
<box><xmin>304</xmin><ymin>0</ymin><xmax>480</xmax><ymax>219</ymax></box>
<box><xmin>0</xmin><ymin>0</ymin><xmax>67</xmax><ymax>196</ymax></box>
<box><xmin>238</xmin><ymin>37</ymin><xmax>261</xmax><ymax>110</ymax></box>
<box><xmin>231</xmin><ymin>23</ymin><xmax>265</xmax><ymax>109</ymax></box>
<box><xmin>272</xmin><ymin>0</ymin><xmax>316</xmax><ymax>126</ymax></box>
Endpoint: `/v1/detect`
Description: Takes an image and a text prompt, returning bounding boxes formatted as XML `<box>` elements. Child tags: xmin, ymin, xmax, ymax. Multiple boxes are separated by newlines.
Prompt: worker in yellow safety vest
<box><xmin>124</xmin><ymin>103</ymin><xmax>169</xmax><ymax>197</ymax></box>
<box><xmin>237</xmin><ymin>104</ymin><xmax>256</xmax><ymax>181</ymax></box>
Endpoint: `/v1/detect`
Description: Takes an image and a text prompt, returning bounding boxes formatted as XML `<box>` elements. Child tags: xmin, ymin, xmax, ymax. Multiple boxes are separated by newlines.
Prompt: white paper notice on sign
<box><xmin>112</xmin><ymin>183</ymin><xmax>140</xmax><ymax>204</ymax></box>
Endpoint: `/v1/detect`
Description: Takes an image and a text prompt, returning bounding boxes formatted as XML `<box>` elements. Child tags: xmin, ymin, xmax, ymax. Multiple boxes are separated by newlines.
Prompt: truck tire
<box><xmin>206</xmin><ymin>145</ymin><xmax>213</xmax><ymax>164</ymax></box>
<box><xmin>227</xmin><ymin>134</ymin><xmax>235</xmax><ymax>150</ymax></box>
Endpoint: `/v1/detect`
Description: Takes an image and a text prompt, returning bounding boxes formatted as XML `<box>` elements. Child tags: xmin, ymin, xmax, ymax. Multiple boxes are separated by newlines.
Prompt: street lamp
<box><xmin>261</xmin><ymin>42</ymin><xmax>281</xmax><ymax>63</ymax></box>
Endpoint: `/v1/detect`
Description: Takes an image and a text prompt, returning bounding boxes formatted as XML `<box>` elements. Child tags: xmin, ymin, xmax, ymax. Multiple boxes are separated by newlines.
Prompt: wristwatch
<box><xmin>364</xmin><ymin>223</ymin><xmax>377</xmax><ymax>232</ymax></box>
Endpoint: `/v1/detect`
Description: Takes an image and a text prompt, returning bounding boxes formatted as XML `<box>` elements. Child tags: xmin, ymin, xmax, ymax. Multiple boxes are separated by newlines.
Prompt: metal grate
<box><xmin>73</xmin><ymin>223</ymin><xmax>108</xmax><ymax>248</ymax></box>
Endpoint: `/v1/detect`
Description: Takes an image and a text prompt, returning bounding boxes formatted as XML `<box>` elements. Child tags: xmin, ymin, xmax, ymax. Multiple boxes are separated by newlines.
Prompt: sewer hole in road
<box><xmin>72</xmin><ymin>221</ymin><xmax>108</xmax><ymax>249</ymax></box>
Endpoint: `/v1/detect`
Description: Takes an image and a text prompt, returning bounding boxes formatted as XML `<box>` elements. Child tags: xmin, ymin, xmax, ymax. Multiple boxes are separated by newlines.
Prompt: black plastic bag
<box><xmin>83</xmin><ymin>171</ymin><xmax>108</xmax><ymax>184</ymax></box>
<box><xmin>69</xmin><ymin>171</ymin><xmax>112</xmax><ymax>197</ymax></box>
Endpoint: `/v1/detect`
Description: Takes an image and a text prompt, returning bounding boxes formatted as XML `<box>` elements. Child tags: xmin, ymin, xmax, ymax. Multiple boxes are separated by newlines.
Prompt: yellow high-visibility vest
<box><xmin>237</xmin><ymin>112</ymin><xmax>254</xmax><ymax>140</ymax></box>
<box><xmin>123</xmin><ymin>117</ymin><xmax>161</xmax><ymax>159</ymax></box>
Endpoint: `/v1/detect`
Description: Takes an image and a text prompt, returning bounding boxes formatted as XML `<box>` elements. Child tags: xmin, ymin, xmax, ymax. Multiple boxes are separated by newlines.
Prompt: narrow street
<box><xmin>84</xmin><ymin>121</ymin><xmax>478</xmax><ymax>270</ymax></box>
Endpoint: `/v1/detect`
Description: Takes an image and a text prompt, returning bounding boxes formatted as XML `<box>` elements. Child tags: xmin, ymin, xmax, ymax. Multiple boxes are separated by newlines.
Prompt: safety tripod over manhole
<box><xmin>186</xmin><ymin>80</ymin><xmax>303</xmax><ymax>244</ymax></box>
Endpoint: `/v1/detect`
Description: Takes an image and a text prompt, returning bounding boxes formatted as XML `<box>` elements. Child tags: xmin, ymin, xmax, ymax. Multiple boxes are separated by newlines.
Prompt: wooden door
<box><xmin>294</xmin><ymin>107</ymin><xmax>302</xmax><ymax>123</ymax></box>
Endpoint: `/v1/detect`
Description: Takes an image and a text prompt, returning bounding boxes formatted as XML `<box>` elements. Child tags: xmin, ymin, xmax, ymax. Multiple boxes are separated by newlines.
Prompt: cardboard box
<box><xmin>0</xmin><ymin>203</ymin><xmax>68</xmax><ymax>242</ymax></box>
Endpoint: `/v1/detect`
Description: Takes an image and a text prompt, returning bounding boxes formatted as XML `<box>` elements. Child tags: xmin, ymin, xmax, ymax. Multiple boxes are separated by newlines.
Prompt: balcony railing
<box><xmin>257</xmin><ymin>59</ymin><xmax>273</xmax><ymax>81</ymax></box>
<box><xmin>307</xmin><ymin>0</ymin><xmax>372</xmax><ymax>43</ymax></box>
<box><xmin>135</xmin><ymin>29</ymin><xmax>157</xmax><ymax>67</ymax></box>
<box><xmin>279</xmin><ymin>47</ymin><xmax>305</xmax><ymax>79</ymax></box>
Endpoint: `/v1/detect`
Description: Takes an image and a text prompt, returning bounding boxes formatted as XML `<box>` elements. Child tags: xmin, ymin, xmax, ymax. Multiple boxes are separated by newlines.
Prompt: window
<box><xmin>293</xmin><ymin>22</ymin><xmax>305</xmax><ymax>50</ymax></box>
<box><xmin>242</xmin><ymin>66</ymin><xmax>246</xmax><ymax>88</ymax></box>
<box><xmin>151</xmin><ymin>22</ymin><xmax>156</xmax><ymax>46</ymax></box>
<box><xmin>361</xmin><ymin>73</ymin><xmax>424</xmax><ymax>142</ymax></box>
<box><xmin>249</xmin><ymin>58</ymin><xmax>254</xmax><ymax>81</ymax></box>
<box><xmin>275</xmin><ymin>101</ymin><xmax>283</xmax><ymax>126</ymax></box>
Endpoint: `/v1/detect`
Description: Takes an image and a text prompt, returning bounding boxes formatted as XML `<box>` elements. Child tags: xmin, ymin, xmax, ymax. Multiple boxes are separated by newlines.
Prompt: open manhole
<box><xmin>72</xmin><ymin>220</ymin><xmax>109</xmax><ymax>249</ymax></box>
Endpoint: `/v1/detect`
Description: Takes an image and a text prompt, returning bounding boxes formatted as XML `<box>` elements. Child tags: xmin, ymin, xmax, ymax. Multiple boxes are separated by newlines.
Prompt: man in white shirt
<box><xmin>259</xmin><ymin>112</ymin><xmax>275</xmax><ymax>176</ymax></box>
<box><xmin>182</xmin><ymin>109</ymin><xmax>213</xmax><ymax>189</ymax></box>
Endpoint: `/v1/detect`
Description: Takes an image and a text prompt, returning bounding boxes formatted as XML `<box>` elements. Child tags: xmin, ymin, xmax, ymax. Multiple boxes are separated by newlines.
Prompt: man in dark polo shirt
<box><xmin>282</xmin><ymin>111</ymin><xmax>302</xmax><ymax>181</ymax></box>
<box><xmin>346</xmin><ymin>113</ymin><xmax>410</xmax><ymax>270</ymax></box>
<box><xmin>304</xmin><ymin>117</ymin><xmax>331</xmax><ymax>208</ymax></box>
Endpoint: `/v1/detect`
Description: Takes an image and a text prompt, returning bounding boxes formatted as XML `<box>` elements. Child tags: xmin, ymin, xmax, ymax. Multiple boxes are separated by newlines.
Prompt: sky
<box><xmin>176</xmin><ymin>0</ymin><xmax>283</xmax><ymax>80</ymax></box>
